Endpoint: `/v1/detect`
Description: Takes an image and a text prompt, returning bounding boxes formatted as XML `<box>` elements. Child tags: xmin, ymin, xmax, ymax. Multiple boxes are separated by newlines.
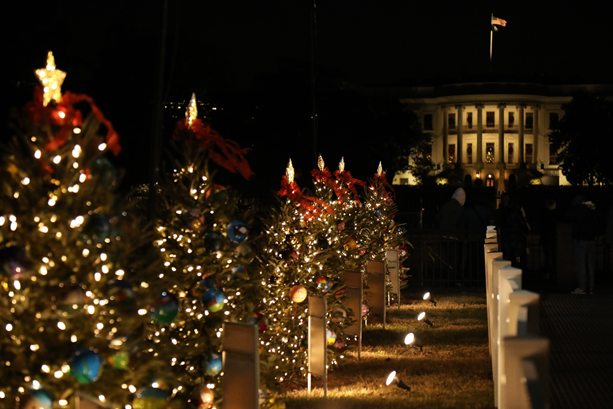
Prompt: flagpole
<box><xmin>489</xmin><ymin>13</ymin><xmax>493</xmax><ymax>72</ymax></box>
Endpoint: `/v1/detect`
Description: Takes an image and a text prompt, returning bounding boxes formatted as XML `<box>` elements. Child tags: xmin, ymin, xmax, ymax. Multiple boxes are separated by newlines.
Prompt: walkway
<box><xmin>539</xmin><ymin>288</ymin><xmax>613</xmax><ymax>409</ymax></box>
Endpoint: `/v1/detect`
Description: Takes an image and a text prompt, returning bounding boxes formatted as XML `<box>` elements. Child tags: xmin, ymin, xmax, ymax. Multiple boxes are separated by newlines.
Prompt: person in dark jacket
<box><xmin>435</xmin><ymin>187</ymin><xmax>466</xmax><ymax>231</ymax></box>
<box><xmin>566</xmin><ymin>195</ymin><xmax>599</xmax><ymax>294</ymax></box>
<box><xmin>496</xmin><ymin>193</ymin><xmax>531</xmax><ymax>271</ymax></box>
<box><xmin>435</xmin><ymin>187</ymin><xmax>466</xmax><ymax>282</ymax></box>
<box><xmin>539</xmin><ymin>199</ymin><xmax>558</xmax><ymax>282</ymax></box>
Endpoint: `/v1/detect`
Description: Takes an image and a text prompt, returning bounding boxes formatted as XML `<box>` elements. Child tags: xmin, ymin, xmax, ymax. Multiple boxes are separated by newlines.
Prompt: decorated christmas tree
<box><xmin>359</xmin><ymin>162</ymin><xmax>410</xmax><ymax>291</ymax></box>
<box><xmin>0</xmin><ymin>52</ymin><xmax>166</xmax><ymax>408</ymax></box>
<box><xmin>256</xmin><ymin>157</ymin><xmax>365</xmax><ymax>389</ymax></box>
<box><xmin>143</xmin><ymin>93</ymin><xmax>263</xmax><ymax>407</ymax></box>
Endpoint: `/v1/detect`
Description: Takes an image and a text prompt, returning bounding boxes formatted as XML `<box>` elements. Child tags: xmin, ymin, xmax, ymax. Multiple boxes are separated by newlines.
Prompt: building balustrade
<box><xmin>447</xmin><ymin>124</ymin><xmax>533</xmax><ymax>134</ymax></box>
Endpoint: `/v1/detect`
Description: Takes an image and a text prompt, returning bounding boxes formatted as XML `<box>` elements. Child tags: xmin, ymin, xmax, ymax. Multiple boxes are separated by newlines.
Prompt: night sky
<box><xmin>3</xmin><ymin>1</ymin><xmax>613</xmax><ymax>192</ymax></box>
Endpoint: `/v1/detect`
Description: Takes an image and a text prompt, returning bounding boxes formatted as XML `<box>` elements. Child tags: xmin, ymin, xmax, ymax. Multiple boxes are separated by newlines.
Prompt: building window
<box><xmin>466</xmin><ymin>143</ymin><xmax>473</xmax><ymax>164</ymax></box>
<box><xmin>466</xmin><ymin>112</ymin><xmax>473</xmax><ymax>129</ymax></box>
<box><xmin>549</xmin><ymin>144</ymin><xmax>558</xmax><ymax>165</ymax></box>
<box><xmin>526</xmin><ymin>112</ymin><xmax>534</xmax><ymax>129</ymax></box>
<box><xmin>549</xmin><ymin>112</ymin><xmax>559</xmax><ymax>129</ymax></box>
<box><xmin>486</xmin><ymin>112</ymin><xmax>495</xmax><ymax>127</ymax></box>
<box><xmin>400</xmin><ymin>178</ymin><xmax>409</xmax><ymax>185</ymax></box>
<box><xmin>448</xmin><ymin>113</ymin><xmax>456</xmax><ymax>130</ymax></box>
<box><xmin>423</xmin><ymin>113</ymin><xmax>433</xmax><ymax>130</ymax></box>
<box><xmin>525</xmin><ymin>143</ymin><xmax>533</xmax><ymax>163</ymax></box>
<box><xmin>486</xmin><ymin>173</ymin><xmax>495</xmax><ymax>188</ymax></box>
<box><xmin>508</xmin><ymin>112</ymin><xmax>515</xmax><ymax>128</ymax></box>
<box><xmin>508</xmin><ymin>143</ymin><xmax>514</xmax><ymax>164</ymax></box>
<box><xmin>486</xmin><ymin>143</ymin><xmax>495</xmax><ymax>163</ymax></box>
<box><xmin>448</xmin><ymin>144</ymin><xmax>456</xmax><ymax>164</ymax></box>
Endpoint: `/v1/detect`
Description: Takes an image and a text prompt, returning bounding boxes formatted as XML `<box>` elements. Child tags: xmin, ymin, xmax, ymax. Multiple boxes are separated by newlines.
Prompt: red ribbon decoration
<box><xmin>372</xmin><ymin>171</ymin><xmax>395</xmax><ymax>200</ymax></box>
<box><xmin>176</xmin><ymin>119</ymin><xmax>254</xmax><ymax>180</ymax></box>
<box><xmin>334</xmin><ymin>170</ymin><xmax>366</xmax><ymax>203</ymax></box>
<box><xmin>22</xmin><ymin>87</ymin><xmax>121</xmax><ymax>155</ymax></box>
<box><xmin>311</xmin><ymin>167</ymin><xmax>344</xmax><ymax>199</ymax></box>
<box><xmin>278</xmin><ymin>176</ymin><xmax>333</xmax><ymax>218</ymax></box>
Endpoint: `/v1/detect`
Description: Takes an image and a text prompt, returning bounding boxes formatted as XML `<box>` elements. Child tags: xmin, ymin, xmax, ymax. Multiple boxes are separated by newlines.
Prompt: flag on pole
<box><xmin>491</xmin><ymin>15</ymin><xmax>507</xmax><ymax>31</ymax></box>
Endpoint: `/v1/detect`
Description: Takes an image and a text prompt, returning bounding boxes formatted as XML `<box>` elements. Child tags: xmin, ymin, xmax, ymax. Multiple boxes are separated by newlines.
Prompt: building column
<box><xmin>533</xmin><ymin>105</ymin><xmax>540</xmax><ymax>166</ymax></box>
<box><xmin>475</xmin><ymin>103</ymin><xmax>484</xmax><ymax>169</ymax></box>
<box><xmin>498</xmin><ymin>103</ymin><xmax>506</xmax><ymax>164</ymax></box>
<box><xmin>442</xmin><ymin>106</ymin><xmax>449</xmax><ymax>167</ymax></box>
<box><xmin>518</xmin><ymin>104</ymin><xmax>525</xmax><ymax>166</ymax></box>
<box><xmin>456</xmin><ymin>104</ymin><xmax>463</xmax><ymax>168</ymax></box>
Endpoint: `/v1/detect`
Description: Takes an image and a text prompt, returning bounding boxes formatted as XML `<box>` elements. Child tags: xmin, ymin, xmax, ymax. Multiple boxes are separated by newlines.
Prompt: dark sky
<box><xmin>3</xmin><ymin>1</ymin><xmax>613</xmax><ymax>190</ymax></box>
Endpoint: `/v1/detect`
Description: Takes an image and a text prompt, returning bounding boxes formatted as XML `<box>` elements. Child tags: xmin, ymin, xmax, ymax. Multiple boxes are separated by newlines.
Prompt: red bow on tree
<box><xmin>334</xmin><ymin>170</ymin><xmax>366</xmax><ymax>203</ymax></box>
<box><xmin>311</xmin><ymin>167</ymin><xmax>344</xmax><ymax>199</ymax></box>
<box><xmin>176</xmin><ymin>119</ymin><xmax>253</xmax><ymax>180</ymax></box>
<box><xmin>372</xmin><ymin>171</ymin><xmax>395</xmax><ymax>200</ymax></box>
<box><xmin>22</xmin><ymin>86</ymin><xmax>121</xmax><ymax>156</ymax></box>
<box><xmin>278</xmin><ymin>176</ymin><xmax>333</xmax><ymax>219</ymax></box>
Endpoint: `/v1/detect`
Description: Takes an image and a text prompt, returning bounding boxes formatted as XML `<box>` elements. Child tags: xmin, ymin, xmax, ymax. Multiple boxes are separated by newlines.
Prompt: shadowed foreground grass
<box><xmin>279</xmin><ymin>288</ymin><xmax>494</xmax><ymax>409</ymax></box>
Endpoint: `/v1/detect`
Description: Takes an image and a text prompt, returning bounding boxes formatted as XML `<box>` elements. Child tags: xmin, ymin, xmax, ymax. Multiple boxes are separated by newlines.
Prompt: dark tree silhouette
<box><xmin>550</xmin><ymin>93</ymin><xmax>613</xmax><ymax>186</ymax></box>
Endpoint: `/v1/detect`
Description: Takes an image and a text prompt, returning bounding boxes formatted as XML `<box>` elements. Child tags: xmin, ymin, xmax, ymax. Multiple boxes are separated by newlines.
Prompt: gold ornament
<box><xmin>186</xmin><ymin>92</ymin><xmax>198</xmax><ymax>128</ymax></box>
<box><xmin>286</xmin><ymin>159</ymin><xmax>295</xmax><ymax>184</ymax></box>
<box><xmin>339</xmin><ymin>157</ymin><xmax>345</xmax><ymax>172</ymax></box>
<box><xmin>318</xmin><ymin>154</ymin><xmax>325</xmax><ymax>171</ymax></box>
<box><xmin>377</xmin><ymin>161</ymin><xmax>383</xmax><ymax>176</ymax></box>
<box><xmin>35</xmin><ymin>51</ymin><xmax>66</xmax><ymax>107</ymax></box>
<box><xmin>289</xmin><ymin>285</ymin><xmax>307</xmax><ymax>303</ymax></box>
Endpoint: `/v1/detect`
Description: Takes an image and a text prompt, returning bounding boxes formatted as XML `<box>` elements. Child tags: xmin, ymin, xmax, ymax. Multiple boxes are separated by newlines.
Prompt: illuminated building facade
<box><xmin>392</xmin><ymin>81</ymin><xmax>613</xmax><ymax>190</ymax></box>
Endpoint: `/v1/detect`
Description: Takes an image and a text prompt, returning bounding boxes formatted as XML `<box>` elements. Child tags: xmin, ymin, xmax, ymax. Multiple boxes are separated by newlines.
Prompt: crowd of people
<box><xmin>434</xmin><ymin>187</ymin><xmax>613</xmax><ymax>293</ymax></box>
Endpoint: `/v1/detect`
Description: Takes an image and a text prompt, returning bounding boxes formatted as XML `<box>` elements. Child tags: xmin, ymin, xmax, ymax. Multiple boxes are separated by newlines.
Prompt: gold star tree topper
<box><xmin>186</xmin><ymin>92</ymin><xmax>198</xmax><ymax>128</ymax></box>
<box><xmin>35</xmin><ymin>51</ymin><xmax>66</xmax><ymax>107</ymax></box>
<box><xmin>318</xmin><ymin>154</ymin><xmax>325</xmax><ymax>171</ymax></box>
<box><xmin>286</xmin><ymin>159</ymin><xmax>295</xmax><ymax>184</ymax></box>
<box><xmin>338</xmin><ymin>157</ymin><xmax>345</xmax><ymax>173</ymax></box>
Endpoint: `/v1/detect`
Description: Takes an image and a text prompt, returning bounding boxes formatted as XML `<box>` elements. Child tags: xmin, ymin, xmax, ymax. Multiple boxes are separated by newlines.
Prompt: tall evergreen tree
<box><xmin>256</xmin><ymin>156</ymin><xmax>366</xmax><ymax>390</ymax></box>
<box><xmin>143</xmin><ymin>94</ymin><xmax>261</xmax><ymax>407</ymax></box>
<box><xmin>0</xmin><ymin>52</ymin><xmax>165</xmax><ymax>408</ymax></box>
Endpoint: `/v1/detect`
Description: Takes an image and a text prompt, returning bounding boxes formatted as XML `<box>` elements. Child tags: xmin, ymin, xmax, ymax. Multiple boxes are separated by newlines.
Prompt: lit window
<box><xmin>486</xmin><ymin>143</ymin><xmax>495</xmax><ymax>164</ymax></box>
<box><xmin>526</xmin><ymin>112</ymin><xmax>534</xmax><ymax>129</ymax></box>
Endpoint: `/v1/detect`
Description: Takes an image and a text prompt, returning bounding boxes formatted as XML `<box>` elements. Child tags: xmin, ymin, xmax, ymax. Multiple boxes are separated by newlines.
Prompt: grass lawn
<box><xmin>278</xmin><ymin>288</ymin><xmax>494</xmax><ymax>409</ymax></box>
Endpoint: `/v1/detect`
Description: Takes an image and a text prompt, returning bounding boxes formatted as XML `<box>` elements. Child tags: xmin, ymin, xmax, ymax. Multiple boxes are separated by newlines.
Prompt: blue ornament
<box><xmin>21</xmin><ymin>388</ymin><xmax>54</xmax><ymax>409</ymax></box>
<box><xmin>150</xmin><ymin>291</ymin><xmax>179</xmax><ymax>325</ymax></box>
<box><xmin>69</xmin><ymin>348</ymin><xmax>102</xmax><ymax>384</ymax></box>
<box><xmin>202</xmin><ymin>288</ymin><xmax>225</xmax><ymax>313</ymax></box>
<box><xmin>204</xmin><ymin>232</ymin><xmax>227</xmax><ymax>251</ymax></box>
<box><xmin>229</xmin><ymin>266</ymin><xmax>248</xmax><ymax>280</ymax></box>
<box><xmin>200</xmin><ymin>278</ymin><xmax>218</xmax><ymax>289</ymax></box>
<box><xmin>374</xmin><ymin>208</ymin><xmax>382</xmax><ymax>216</ymax></box>
<box><xmin>205</xmin><ymin>354</ymin><xmax>222</xmax><ymax>376</ymax></box>
<box><xmin>226</xmin><ymin>221</ymin><xmax>248</xmax><ymax>243</ymax></box>
<box><xmin>108</xmin><ymin>280</ymin><xmax>135</xmax><ymax>305</ymax></box>
<box><xmin>133</xmin><ymin>387</ymin><xmax>168</xmax><ymax>409</ymax></box>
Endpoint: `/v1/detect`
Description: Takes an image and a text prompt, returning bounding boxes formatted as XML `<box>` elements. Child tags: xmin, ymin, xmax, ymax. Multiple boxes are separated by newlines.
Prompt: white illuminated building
<box><xmin>390</xmin><ymin>81</ymin><xmax>613</xmax><ymax>190</ymax></box>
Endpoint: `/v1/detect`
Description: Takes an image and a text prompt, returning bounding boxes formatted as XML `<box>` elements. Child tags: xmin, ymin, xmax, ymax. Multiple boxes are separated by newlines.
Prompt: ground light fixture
<box><xmin>402</xmin><ymin>332</ymin><xmax>424</xmax><ymax>352</ymax></box>
<box><xmin>386</xmin><ymin>371</ymin><xmax>411</xmax><ymax>391</ymax></box>
<box><xmin>423</xmin><ymin>291</ymin><xmax>437</xmax><ymax>306</ymax></box>
<box><xmin>417</xmin><ymin>311</ymin><xmax>433</xmax><ymax>327</ymax></box>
